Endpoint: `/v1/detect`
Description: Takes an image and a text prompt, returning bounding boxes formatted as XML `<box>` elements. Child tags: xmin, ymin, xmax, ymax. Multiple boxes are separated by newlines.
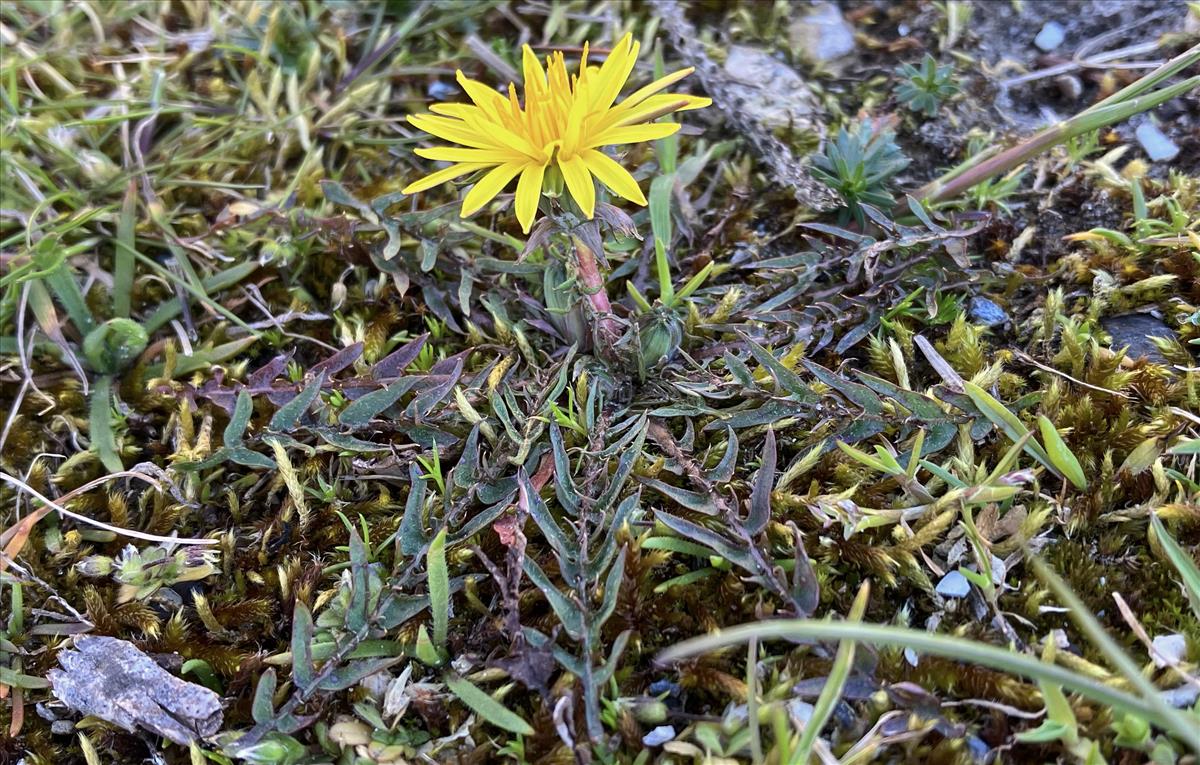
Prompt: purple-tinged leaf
<box><xmin>309</xmin><ymin>342</ymin><xmax>363</xmax><ymax>377</ymax></box>
<box><xmin>747</xmin><ymin>429</ymin><xmax>775</xmax><ymax>535</ymax></box>
<box><xmin>372</xmin><ymin>334</ymin><xmax>428</xmax><ymax>379</ymax></box>
<box><xmin>248</xmin><ymin>352</ymin><xmax>293</xmax><ymax>388</ymax></box>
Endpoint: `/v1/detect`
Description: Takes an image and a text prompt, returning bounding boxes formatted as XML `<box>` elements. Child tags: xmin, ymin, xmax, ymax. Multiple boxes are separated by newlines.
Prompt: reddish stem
<box><xmin>571</xmin><ymin>235</ymin><xmax>620</xmax><ymax>342</ymax></box>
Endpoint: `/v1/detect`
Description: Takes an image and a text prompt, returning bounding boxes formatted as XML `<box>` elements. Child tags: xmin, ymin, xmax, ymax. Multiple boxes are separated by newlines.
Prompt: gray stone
<box><xmin>427</xmin><ymin>80</ymin><xmax>457</xmax><ymax>102</ymax></box>
<box><xmin>1135</xmin><ymin>122</ymin><xmax>1180</xmax><ymax>162</ymax></box>
<box><xmin>1034</xmin><ymin>21</ymin><xmax>1066</xmax><ymax>52</ymax></box>
<box><xmin>643</xmin><ymin>725</ymin><xmax>676</xmax><ymax>746</ymax></box>
<box><xmin>788</xmin><ymin>2</ymin><xmax>856</xmax><ymax>63</ymax></box>
<box><xmin>1152</xmin><ymin>634</ymin><xmax>1187</xmax><ymax>667</ymax></box>
<box><xmin>968</xmin><ymin>296</ymin><xmax>1009</xmax><ymax>328</ymax></box>
<box><xmin>49</xmin><ymin>636</ymin><xmax>222</xmax><ymax>745</ymax></box>
<box><xmin>1101</xmin><ymin>313</ymin><xmax>1176</xmax><ymax>363</ymax></box>
<box><xmin>723</xmin><ymin>46</ymin><xmax>819</xmax><ymax>130</ymax></box>
<box><xmin>935</xmin><ymin>570</ymin><xmax>971</xmax><ymax>598</ymax></box>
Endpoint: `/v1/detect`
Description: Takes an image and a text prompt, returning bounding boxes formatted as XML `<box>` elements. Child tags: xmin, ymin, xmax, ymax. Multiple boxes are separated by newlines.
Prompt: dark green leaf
<box><xmin>742</xmin><ymin>336</ymin><xmax>816</xmax><ymax>402</ymax></box>
<box><xmin>89</xmin><ymin>375</ymin><xmax>122</xmax><ymax>473</ymax></box>
<box><xmin>317</xmin><ymin>657</ymin><xmax>402</xmax><ymax>692</ymax></box>
<box><xmin>227</xmin><ymin>447</ymin><xmax>277</xmax><ymax>469</ymax></box>
<box><xmin>656</xmin><ymin>513</ymin><xmax>753</xmax><ymax>571</ymax></box>
<box><xmin>704</xmin><ymin>428</ymin><xmax>738</xmax><ymax>483</ymax></box>
<box><xmin>290</xmin><ymin>603</ymin><xmax>315</xmax><ymax>692</ymax></box>
<box><xmin>521</xmin><ymin>468</ymin><xmax>577</xmax><ymax>567</ymax></box>
<box><xmin>802</xmin><ymin>360</ymin><xmax>884</xmax><ymax>414</ymax></box>
<box><xmin>270</xmin><ymin>372</ymin><xmax>326</xmax><ymax>431</ymax></box>
<box><xmin>346</xmin><ymin>526</ymin><xmax>370</xmax><ymax>634</ymax></box>
<box><xmin>452</xmin><ymin>424</ymin><xmax>482</xmax><ymax>489</ymax></box>
<box><xmin>224</xmin><ymin>390</ymin><xmax>254</xmax><ymax>448</ymax></box>
<box><xmin>523</xmin><ymin>556</ymin><xmax>584</xmax><ymax>640</ymax></box>
<box><xmin>399</xmin><ymin>465</ymin><xmax>429</xmax><ymax>556</ymax></box>
<box><xmin>251</xmin><ymin>668</ymin><xmax>278</xmax><ymax>724</ymax></box>
<box><xmin>338</xmin><ymin>379</ymin><xmax>415</xmax><ymax>427</ymax></box>
<box><xmin>593</xmin><ymin>548</ymin><xmax>627</xmax><ymax>640</ymax></box>
<box><xmin>637</xmin><ymin>477</ymin><xmax>719</xmax><ymax>515</ymax></box>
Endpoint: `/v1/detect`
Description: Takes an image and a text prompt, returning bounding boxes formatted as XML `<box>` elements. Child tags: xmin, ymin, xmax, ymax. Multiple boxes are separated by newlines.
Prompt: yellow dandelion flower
<box><xmin>402</xmin><ymin>33</ymin><xmax>710</xmax><ymax>233</ymax></box>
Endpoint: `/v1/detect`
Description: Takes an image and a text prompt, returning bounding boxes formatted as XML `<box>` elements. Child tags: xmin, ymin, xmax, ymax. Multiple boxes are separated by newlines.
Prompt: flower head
<box><xmin>402</xmin><ymin>33</ymin><xmax>710</xmax><ymax>233</ymax></box>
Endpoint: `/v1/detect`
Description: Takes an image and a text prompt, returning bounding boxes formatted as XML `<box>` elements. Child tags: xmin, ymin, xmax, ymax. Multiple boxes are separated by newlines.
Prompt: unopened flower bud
<box><xmin>75</xmin><ymin>555</ymin><xmax>113</xmax><ymax>577</ymax></box>
<box><xmin>633</xmin><ymin>699</ymin><xmax>669</xmax><ymax>724</ymax></box>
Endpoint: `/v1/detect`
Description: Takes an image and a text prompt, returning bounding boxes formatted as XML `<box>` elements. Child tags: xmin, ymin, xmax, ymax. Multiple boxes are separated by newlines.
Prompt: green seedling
<box><xmin>895</xmin><ymin>54</ymin><xmax>960</xmax><ymax>116</ymax></box>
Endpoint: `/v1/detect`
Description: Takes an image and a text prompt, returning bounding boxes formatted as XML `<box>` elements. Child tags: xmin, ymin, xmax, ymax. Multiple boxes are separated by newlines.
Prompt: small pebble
<box><xmin>787</xmin><ymin>2</ymin><xmax>857</xmax><ymax>63</ymax></box>
<box><xmin>935</xmin><ymin>570</ymin><xmax>971</xmax><ymax>598</ymax></box>
<box><xmin>1135</xmin><ymin>122</ymin><xmax>1180</xmax><ymax>162</ymax></box>
<box><xmin>647</xmin><ymin>678</ymin><xmax>681</xmax><ymax>698</ymax></box>
<box><xmin>788</xmin><ymin>700</ymin><xmax>815</xmax><ymax>727</ymax></box>
<box><xmin>968</xmin><ymin>296</ymin><xmax>1008</xmax><ymax>328</ymax></box>
<box><xmin>967</xmin><ymin>735</ymin><xmax>992</xmax><ymax>762</ymax></box>
<box><xmin>1101</xmin><ymin>313</ymin><xmax>1176</xmax><ymax>363</ymax></box>
<box><xmin>1034</xmin><ymin>21</ymin><xmax>1065</xmax><ymax>52</ymax></box>
<box><xmin>427</xmin><ymin>80</ymin><xmax>457</xmax><ymax>101</ymax></box>
<box><xmin>1151</xmin><ymin>634</ymin><xmax>1187</xmax><ymax>667</ymax></box>
<box><xmin>989</xmin><ymin>555</ymin><xmax>1007</xmax><ymax>586</ymax></box>
<box><xmin>642</xmin><ymin>725</ymin><xmax>676</xmax><ymax>747</ymax></box>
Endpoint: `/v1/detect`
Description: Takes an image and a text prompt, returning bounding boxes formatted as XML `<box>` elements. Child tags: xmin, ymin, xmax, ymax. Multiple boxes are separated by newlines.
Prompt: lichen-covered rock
<box><xmin>722</xmin><ymin>45</ymin><xmax>820</xmax><ymax>130</ymax></box>
<box><xmin>49</xmin><ymin>636</ymin><xmax>222</xmax><ymax>745</ymax></box>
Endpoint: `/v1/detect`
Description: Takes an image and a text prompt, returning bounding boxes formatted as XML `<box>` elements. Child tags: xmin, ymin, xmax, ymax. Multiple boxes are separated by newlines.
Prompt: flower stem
<box><xmin>571</xmin><ymin>234</ymin><xmax>620</xmax><ymax>343</ymax></box>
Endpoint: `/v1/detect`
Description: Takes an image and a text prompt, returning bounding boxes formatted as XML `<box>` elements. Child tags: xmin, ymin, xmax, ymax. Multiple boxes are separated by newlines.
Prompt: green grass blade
<box><xmin>1149</xmin><ymin>514</ymin><xmax>1200</xmax><ymax>622</ymax></box>
<box><xmin>791</xmin><ymin>581</ymin><xmax>869</xmax><ymax>765</ymax></box>
<box><xmin>428</xmin><ymin>528</ymin><xmax>450</xmax><ymax>650</ymax></box>
<box><xmin>1029</xmin><ymin>556</ymin><xmax>1200</xmax><ymax>752</ymax></box>
<box><xmin>444</xmin><ymin>673</ymin><xmax>534</xmax><ymax>736</ymax></box>
<box><xmin>1090</xmin><ymin>43</ymin><xmax>1200</xmax><ymax>110</ymax></box>
<box><xmin>141</xmin><ymin>260</ymin><xmax>259</xmax><ymax>333</ymax></box>
<box><xmin>963</xmin><ymin>381</ymin><xmax>1059</xmax><ymax>478</ymax></box>
<box><xmin>89</xmin><ymin>375</ymin><xmax>122</xmax><ymax>473</ymax></box>
<box><xmin>113</xmin><ymin>181</ymin><xmax>137</xmax><ymax>318</ymax></box>
<box><xmin>659</xmin><ymin>621</ymin><xmax>1164</xmax><ymax>725</ymax></box>
<box><xmin>44</xmin><ymin>264</ymin><xmax>96</xmax><ymax>336</ymax></box>
<box><xmin>1037</xmin><ymin>415</ymin><xmax>1087</xmax><ymax>490</ymax></box>
<box><xmin>132</xmin><ymin>251</ymin><xmax>260</xmax><ymax>336</ymax></box>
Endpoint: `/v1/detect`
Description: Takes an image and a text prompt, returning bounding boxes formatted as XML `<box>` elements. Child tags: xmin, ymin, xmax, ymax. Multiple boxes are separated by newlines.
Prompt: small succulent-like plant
<box><xmin>895</xmin><ymin>53</ymin><xmax>959</xmax><ymax>117</ymax></box>
<box><xmin>77</xmin><ymin>541</ymin><xmax>219</xmax><ymax>603</ymax></box>
<box><xmin>810</xmin><ymin>119</ymin><xmax>910</xmax><ymax>225</ymax></box>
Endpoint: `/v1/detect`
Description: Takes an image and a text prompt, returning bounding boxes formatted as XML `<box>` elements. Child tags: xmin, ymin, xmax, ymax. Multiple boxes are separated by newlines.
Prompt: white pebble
<box><xmin>1034</xmin><ymin>22</ymin><xmax>1066</xmax><ymax>52</ymax></box>
<box><xmin>1136</xmin><ymin>122</ymin><xmax>1180</xmax><ymax>162</ymax></box>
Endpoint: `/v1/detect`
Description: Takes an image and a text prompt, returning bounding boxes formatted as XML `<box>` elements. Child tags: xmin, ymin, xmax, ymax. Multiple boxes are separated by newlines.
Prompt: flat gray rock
<box><xmin>1101</xmin><ymin>313</ymin><xmax>1177</xmax><ymax>363</ymax></box>
<box><xmin>49</xmin><ymin>636</ymin><xmax>222</xmax><ymax>745</ymax></box>
<box><xmin>1135</xmin><ymin>122</ymin><xmax>1180</xmax><ymax>162</ymax></box>
<box><xmin>723</xmin><ymin>46</ymin><xmax>820</xmax><ymax>130</ymax></box>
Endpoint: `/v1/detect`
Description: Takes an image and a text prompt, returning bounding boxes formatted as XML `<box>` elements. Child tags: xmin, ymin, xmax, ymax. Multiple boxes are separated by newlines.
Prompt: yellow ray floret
<box><xmin>402</xmin><ymin>32</ymin><xmax>711</xmax><ymax>233</ymax></box>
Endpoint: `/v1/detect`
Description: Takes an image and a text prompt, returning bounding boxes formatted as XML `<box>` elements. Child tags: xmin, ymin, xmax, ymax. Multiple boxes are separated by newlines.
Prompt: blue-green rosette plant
<box><xmin>810</xmin><ymin>119</ymin><xmax>910</xmax><ymax>226</ymax></box>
